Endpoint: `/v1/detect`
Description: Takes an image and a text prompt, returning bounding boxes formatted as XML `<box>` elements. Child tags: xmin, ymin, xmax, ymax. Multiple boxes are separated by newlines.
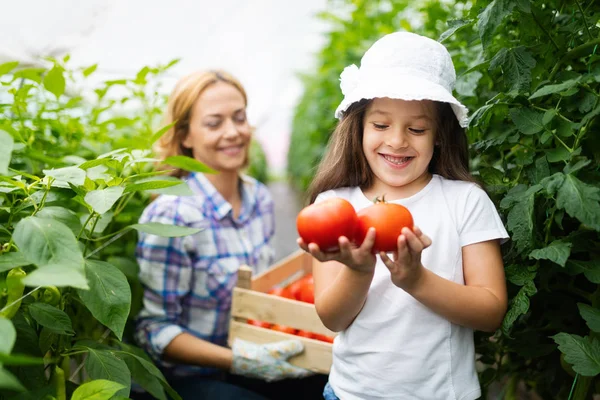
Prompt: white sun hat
<box><xmin>334</xmin><ymin>31</ymin><xmax>469</xmax><ymax>127</ymax></box>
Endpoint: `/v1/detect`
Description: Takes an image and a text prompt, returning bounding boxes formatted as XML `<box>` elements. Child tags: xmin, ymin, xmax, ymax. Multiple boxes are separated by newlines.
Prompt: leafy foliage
<box><xmin>0</xmin><ymin>59</ymin><xmax>200</xmax><ymax>399</ymax></box>
<box><xmin>289</xmin><ymin>0</ymin><xmax>600</xmax><ymax>398</ymax></box>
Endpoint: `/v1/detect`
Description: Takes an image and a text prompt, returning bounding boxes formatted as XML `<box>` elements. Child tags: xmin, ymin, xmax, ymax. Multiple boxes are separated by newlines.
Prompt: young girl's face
<box><xmin>362</xmin><ymin>98</ymin><xmax>436</xmax><ymax>199</ymax></box>
<box><xmin>183</xmin><ymin>81</ymin><xmax>251</xmax><ymax>172</ymax></box>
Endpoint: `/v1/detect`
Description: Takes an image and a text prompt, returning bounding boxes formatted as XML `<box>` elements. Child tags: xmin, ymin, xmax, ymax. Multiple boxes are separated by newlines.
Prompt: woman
<box><xmin>134</xmin><ymin>70</ymin><xmax>318</xmax><ymax>399</ymax></box>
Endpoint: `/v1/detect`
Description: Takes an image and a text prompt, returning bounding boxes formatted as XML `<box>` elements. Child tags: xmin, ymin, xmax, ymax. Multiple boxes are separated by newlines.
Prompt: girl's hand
<box><xmin>297</xmin><ymin>228</ymin><xmax>377</xmax><ymax>274</ymax></box>
<box><xmin>380</xmin><ymin>226</ymin><xmax>432</xmax><ymax>290</ymax></box>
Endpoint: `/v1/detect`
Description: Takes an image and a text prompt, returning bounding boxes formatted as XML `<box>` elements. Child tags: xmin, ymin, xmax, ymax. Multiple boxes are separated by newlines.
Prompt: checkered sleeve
<box><xmin>134</xmin><ymin>197</ymin><xmax>195</xmax><ymax>360</ymax></box>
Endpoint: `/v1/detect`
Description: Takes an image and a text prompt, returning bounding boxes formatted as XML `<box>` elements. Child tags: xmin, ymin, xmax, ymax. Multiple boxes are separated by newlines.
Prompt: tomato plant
<box><xmin>296</xmin><ymin>198</ymin><xmax>358</xmax><ymax>251</ymax></box>
<box><xmin>355</xmin><ymin>197</ymin><xmax>414</xmax><ymax>252</ymax></box>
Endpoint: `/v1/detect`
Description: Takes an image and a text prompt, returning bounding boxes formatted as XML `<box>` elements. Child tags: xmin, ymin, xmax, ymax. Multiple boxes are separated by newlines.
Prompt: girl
<box><xmin>134</xmin><ymin>70</ymin><xmax>312</xmax><ymax>400</ymax></box>
<box><xmin>298</xmin><ymin>32</ymin><xmax>509</xmax><ymax>400</ymax></box>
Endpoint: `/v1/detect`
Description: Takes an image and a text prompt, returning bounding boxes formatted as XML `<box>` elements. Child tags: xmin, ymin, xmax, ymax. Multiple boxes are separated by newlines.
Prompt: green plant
<box><xmin>0</xmin><ymin>58</ymin><xmax>214</xmax><ymax>399</ymax></box>
<box><xmin>289</xmin><ymin>0</ymin><xmax>600</xmax><ymax>398</ymax></box>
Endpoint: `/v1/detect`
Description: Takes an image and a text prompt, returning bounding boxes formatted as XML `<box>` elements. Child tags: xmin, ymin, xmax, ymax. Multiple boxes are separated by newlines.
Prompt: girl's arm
<box><xmin>383</xmin><ymin>227</ymin><xmax>507</xmax><ymax>332</ymax></box>
<box><xmin>312</xmin><ymin>260</ymin><xmax>374</xmax><ymax>332</ymax></box>
<box><xmin>407</xmin><ymin>239</ymin><xmax>507</xmax><ymax>332</ymax></box>
<box><xmin>163</xmin><ymin>333</ymin><xmax>233</xmax><ymax>369</ymax></box>
<box><xmin>300</xmin><ymin>228</ymin><xmax>379</xmax><ymax>332</ymax></box>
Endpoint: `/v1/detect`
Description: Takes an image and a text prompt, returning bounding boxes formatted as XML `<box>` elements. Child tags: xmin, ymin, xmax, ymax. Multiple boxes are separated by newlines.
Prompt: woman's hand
<box><xmin>380</xmin><ymin>226</ymin><xmax>432</xmax><ymax>290</ymax></box>
<box><xmin>230</xmin><ymin>339</ymin><xmax>313</xmax><ymax>382</ymax></box>
<box><xmin>297</xmin><ymin>228</ymin><xmax>377</xmax><ymax>274</ymax></box>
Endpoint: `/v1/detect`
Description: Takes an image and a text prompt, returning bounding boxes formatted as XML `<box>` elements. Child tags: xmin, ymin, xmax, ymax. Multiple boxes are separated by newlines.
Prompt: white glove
<box><xmin>231</xmin><ymin>339</ymin><xmax>313</xmax><ymax>382</ymax></box>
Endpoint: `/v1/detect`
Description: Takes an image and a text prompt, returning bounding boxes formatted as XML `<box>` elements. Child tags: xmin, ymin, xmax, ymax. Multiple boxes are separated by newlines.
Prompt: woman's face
<box><xmin>182</xmin><ymin>81</ymin><xmax>251</xmax><ymax>173</ymax></box>
<box><xmin>362</xmin><ymin>98</ymin><xmax>437</xmax><ymax>199</ymax></box>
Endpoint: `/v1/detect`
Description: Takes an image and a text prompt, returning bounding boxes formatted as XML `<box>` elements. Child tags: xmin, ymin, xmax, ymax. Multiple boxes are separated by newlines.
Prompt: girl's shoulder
<box><xmin>315</xmin><ymin>186</ymin><xmax>364</xmax><ymax>206</ymax></box>
<box><xmin>434</xmin><ymin>175</ymin><xmax>486</xmax><ymax>200</ymax></box>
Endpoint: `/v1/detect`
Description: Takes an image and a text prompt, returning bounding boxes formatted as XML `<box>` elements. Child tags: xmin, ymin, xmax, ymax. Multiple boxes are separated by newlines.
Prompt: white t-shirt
<box><xmin>316</xmin><ymin>175</ymin><xmax>509</xmax><ymax>400</ymax></box>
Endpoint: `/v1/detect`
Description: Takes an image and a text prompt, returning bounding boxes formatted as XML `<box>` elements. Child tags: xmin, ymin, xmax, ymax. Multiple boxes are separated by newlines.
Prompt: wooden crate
<box><xmin>228</xmin><ymin>250</ymin><xmax>335</xmax><ymax>375</ymax></box>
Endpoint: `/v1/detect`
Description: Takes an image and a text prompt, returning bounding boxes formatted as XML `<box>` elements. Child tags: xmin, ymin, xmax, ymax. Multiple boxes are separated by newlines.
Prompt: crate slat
<box><xmin>251</xmin><ymin>250</ymin><xmax>312</xmax><ymax>292</ymax></box>
<box><xmin>228</xmin><ymin>320</ymin><xmax>332</xmax><ymax>374</ymax></box>
<box><xmin>231</xmin><ymin>287</ymin><xmax>336</xmax><ymax>337</ymax></box>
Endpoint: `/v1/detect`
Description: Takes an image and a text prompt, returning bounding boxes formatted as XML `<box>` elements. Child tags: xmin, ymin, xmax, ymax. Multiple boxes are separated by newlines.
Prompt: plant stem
<box><xmin>77</xmin><ymin>213</ymin><xmax>95</xmax><ymax>240</ymax></box>
<box><xmin>531</xmin><ymin>8</ymin><xmax>559</xmax><ymax>51</ymax></box>
<box><xmin>574</xmin><ymin>0</ymin><xmax>592</xmax><ymax>40</ymax></box>
<box><xmin>549</xmin><ymin>38</ymin><xmax>600</xmax><ymax>81</ymax></box>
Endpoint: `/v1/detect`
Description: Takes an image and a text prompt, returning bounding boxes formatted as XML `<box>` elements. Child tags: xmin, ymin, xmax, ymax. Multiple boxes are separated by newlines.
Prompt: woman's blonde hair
<box><xmin>155</xmin><ymin>70</ymin><xmax>248</xmax><ymax>177</ymax></box>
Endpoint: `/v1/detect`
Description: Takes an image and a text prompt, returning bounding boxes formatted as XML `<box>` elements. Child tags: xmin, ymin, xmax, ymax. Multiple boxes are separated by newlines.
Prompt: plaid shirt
<box><xmin>134</xmin><ymin>172</ymin><xmax>275</xmax><ymax>377</ymax></box>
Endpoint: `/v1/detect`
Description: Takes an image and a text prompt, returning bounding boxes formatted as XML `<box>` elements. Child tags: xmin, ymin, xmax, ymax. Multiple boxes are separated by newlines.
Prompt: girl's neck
<box><xmin>204</xmin><ymin>171</ymin><xmax>242</xmax><ymax>211</ymax></box>
<box><xmin>363</xmin><ymin>172</ymin><xmax>433</xmax><ymax>202</ymax></box>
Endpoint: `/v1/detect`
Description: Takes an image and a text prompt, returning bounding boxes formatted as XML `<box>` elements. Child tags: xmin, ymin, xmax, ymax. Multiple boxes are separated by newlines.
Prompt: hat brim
<box><xmin>334</xmin><ymin>76</ymin><xmax>469</xmax><ymax>128</ymax></box>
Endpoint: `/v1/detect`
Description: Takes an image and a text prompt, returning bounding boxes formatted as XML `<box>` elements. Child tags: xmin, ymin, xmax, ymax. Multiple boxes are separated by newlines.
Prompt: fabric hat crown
<box><xmin>335</xmin><ymin>31</ymin><xmax>468</xmax><ymax>127</ymax></box>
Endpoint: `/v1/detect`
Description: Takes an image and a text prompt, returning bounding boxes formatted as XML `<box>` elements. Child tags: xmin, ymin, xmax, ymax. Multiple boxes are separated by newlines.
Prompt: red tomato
<box><xmin>247</xmin><ymin>319</ymin><xmax>272</xmax><ymax>329</ymax></box>
<box><xmin>298</xmin><ymin>284</ymin><xmax>314</xmax><ymax>304</ymax></box>
<box><xmin>355</xmin><ymin>199</ymin><xmax>414</xmax><ymax>253</ymax></box>
<box><xmin>268</xmin><ymin>287</ymin><xmax>294</xmax><ymax>299</ymax></box>
<box><xmin>313</xmin><ymin>334</ymin><xmax>335</xmax><ymax>343</ymax></box>
<box><xmin>287</xmin><ymin>275</ymin><xmax>315</xmax><ymax>303</ymax></box>
<box><xmin>296</xmin><ymin>330</ymin><xmax>317</xmax><ymax>339</ymax></box>
<box><xmin>297</xmin><ymin>198</ymin><xmax>358</xmax><ymax>252</ymax></box>
<box><xmin>271</xmin><ymin>324</ymin><xmax>297</xmax><ymax>335</ymax></box>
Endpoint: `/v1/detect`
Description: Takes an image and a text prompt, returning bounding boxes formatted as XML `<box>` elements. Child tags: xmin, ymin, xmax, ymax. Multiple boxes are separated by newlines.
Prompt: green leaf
<box><xmin>117</xmin><ymin>351</ymin><xmax>168</xmax><ymax>400</ymax></box>
<box><xmin>36</xmin><ymin>207</ymin><xmax>82</xmax><ymax>235</ymax></box>
<box><xmin>567</xmin><ymin>260</ymin><xmax>600</xmax><ymax>283</ymax></box>
<box><xmin>555</xmin><ymin>118</ymin><xmax>574</xmax><ymax>137</ymax></box>
<box><xmin>150</xmin><ymin>121</ymin><xmax>177</xmax><ymax>144</ymax></box>
<box><xmin>477</xmin><ymin>0</ymin><xmax>516</xmax><ymax>50</ymax></box>
<box><xmin>553</xmin><ymin>333</ymin><xmax>600</xmax><ymax>376</ymax></box>
<box><xmin>0</xmin><ymin>129</ymin><xmax>14</xmax><ymax>175</ymax></box>
<box><xmin>502</xmin><ymin>281</ymin><xmax>536</xmax><ymax>335</ymax></box>
<box><xmin>43</xmin><ymin>166</ymin><xmax>86</xmax><ymax>187</ymax></box>
<box><xmin>529</xmin><ymin>156</ymin><xmax>550</xmax><ymax>184</ymax></box>
<box><xmin>439</xmin><ymin>19</ymin><xmax>474</xmax><ymax>43</ymax></box>
<box><xmin>83</xmin><ymin>349</ymin><xmax>130</xmax><ymax>398</ymax></box>
<box><xmin>0</xmin><ymin>317</ymin><xmax>16</xmax><ymax>354</ymax></box>
<box><xmin>490</xmin><ymin>47</ymin><xmax>535</xmax><ymax>94</ymax></box>
<box><xmin>529</xmin><ymin>78</ymin><xmax>580</xmax><ymax>99</ymax></box>
<box><xmin>163</xmin><ymin>156</ymin><xmax>216</xmax><ymax>174</ymax></box>
<box><xmin>84</xmin><ymin>186</ymin><xmax>124</xmax><ymax>214</ymax></box>
<box><xmin>505</xmin><ymin>264</ymin><xmax>536</xmax><ymax>286</ymax></box>
<box><xmin>505</xmin><ymin>186</ymin><xmax>538</xmax><ymax>252</ymax></box>
<box><xmin>123</xmin><ymin>180</ymin><xmax>182</xmax><ymax>194</ymax></box>
<box><xmin>0</xmin><ymin>61</ymin><xmax>19</xmax><ymax>76</ymax></box>
<box><xmin>82</xmin><ymin>64</ymin><xmax>98</xmax><ymax>77</ymax></box>
<box><xmin>556</xmin><ymin>174</ymin><xmax>600</xmax><ymax>230</ymax></box>
<box><xmin>27</xmin><ymin>303</ymin><xmax>74</xmax><ymax>335</ymax></box>
<box><xmin>0</xmin><ymin>367</ymin><xmax>25</xmax><ymax>392</ymax></box>
<box><xmin>0</xmin><ymin>252</ymin><xmax>30</xmax><ymax>273</ymax></box>
<box><xmin>529</xmin><ymin>240</ymin><xmax>572</xmax><ymax>267</ymax></box>
<box><xmin>456</xmin><ymin>71</ymin><xmax>483</xmax><ymax>97</ymax></box>
<box><xmin>12</xmin><ymin>216</ymin><xmax>84</xmax><ymax>269</ymax></box>
<box><xmin>578</xmin><ymin>304</ymin><xmax>600</xmax><ymax>333</ymax></box>
<box><xmin>509</xmin><ymin>108</ymin><xmax>544</xmax><ymax>135</ymax></box>
<box><xmin>23</xmin><ymin>263</ymin><xmax>88</xmax><ymax>289</ymax></box>
<box><xmin>130</xmin><ymin>222</ymin><xmax>202</xmax><ymax>237</ymax></box>
<box><xmin>43</xmin><ymin>65</ymin><xmax>66</xmax><ymax>98</ymax></box>
<box><xmin>77</xmin><ymin>260</ymin><xmax>131</xmax><ymax>340</ymax></box>
<box><xmin>135</xmin><ymin>176</ymin><xmax>193</xmax><ymax>196</ymax></box>
<box><xmin>546</xmin><ymin>147</ymin><xmax>571</xmax><ymax>163</ymax></box>
<box><xmin>564</xmin><ymin>159</ymin><xmax>591</xmax><ymax>175</ymax></box>
<box><xmin>540</xmin><ymin>173</ymin><xmax>565</xmax><ymax>196</ymax></box>
<box><xmin>71</xmin><ymin>379</ymin><xmax>126</xmax><ymax>400</ymax></box>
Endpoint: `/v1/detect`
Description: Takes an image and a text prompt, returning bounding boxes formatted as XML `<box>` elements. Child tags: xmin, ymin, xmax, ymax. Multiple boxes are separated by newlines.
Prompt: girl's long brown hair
<box><xmin>307</xmin><ymin>100</ymin><xmax>478</xmax><ymax>204</ymax></box>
